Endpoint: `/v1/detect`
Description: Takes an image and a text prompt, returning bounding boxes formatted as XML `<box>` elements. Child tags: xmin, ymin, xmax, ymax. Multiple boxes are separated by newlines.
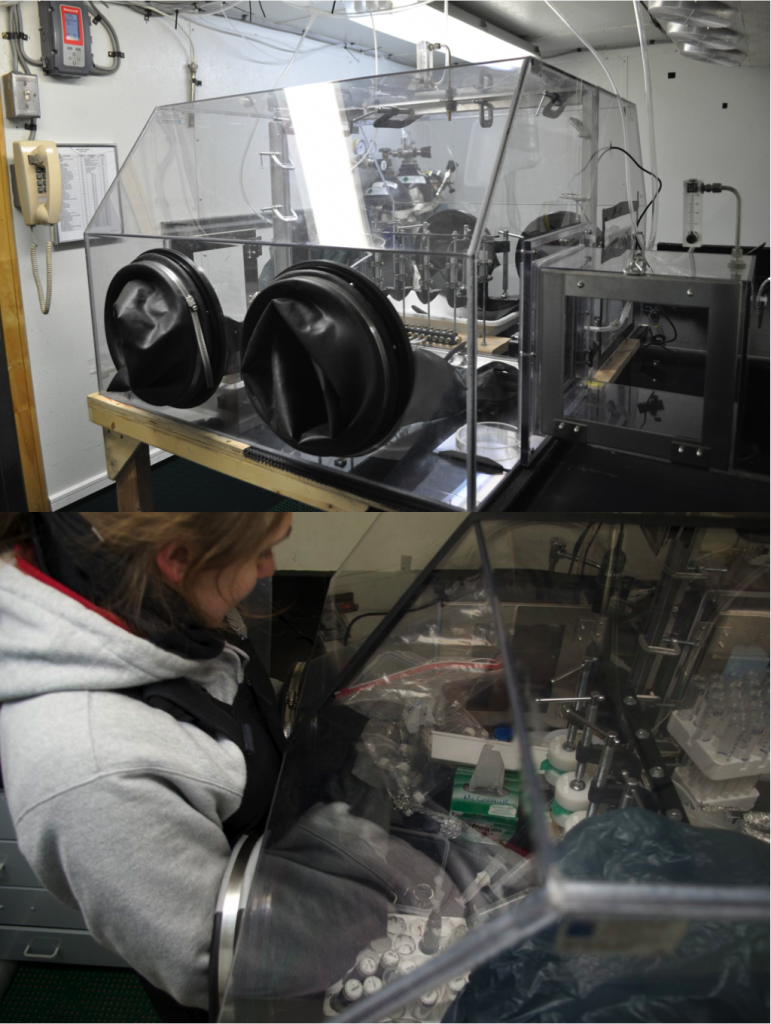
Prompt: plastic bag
<box><xmin>445</xmin><ymin>808</ymin><xmax>770</xmax><ymax>1023</ymax></box>
<box><xmin>336</xmin><ymin>659</ymin><xmax>503</xmax><ymax>812</ymax></box>
<box><xmin>336</xmin><ymin>658</ymin><xmax>504</xmax><ymax>739</ymax></box>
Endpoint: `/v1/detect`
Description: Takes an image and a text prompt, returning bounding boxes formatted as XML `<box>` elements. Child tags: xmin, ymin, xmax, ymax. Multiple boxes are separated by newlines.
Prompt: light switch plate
<box><xmin>1</xmin><ymin>72</ymin><xmax>41</xmax><ymax>119</ymax></box>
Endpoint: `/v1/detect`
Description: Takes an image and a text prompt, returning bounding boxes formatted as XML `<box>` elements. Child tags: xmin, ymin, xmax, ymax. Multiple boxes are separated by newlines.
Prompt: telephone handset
<box><xmin>11</xmin><ymin>141</ymin><xmax>61</xmax><ymax>314</ymax></box>
<box><xmin>12</xmin><ymin>140</ymin><xmax>61</xmax><ymax>225</ymax></box>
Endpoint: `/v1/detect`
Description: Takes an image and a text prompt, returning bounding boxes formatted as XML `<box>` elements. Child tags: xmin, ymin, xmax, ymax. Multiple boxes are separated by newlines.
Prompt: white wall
<box><xmin>4</xmin><ymin>11</ymin><xmax>768</xmax><ymax>508</ymax></box>
<box><xmin>1</xmin><ymin>5</ymin><xmax>403</xmax><ymax>508</ymax></box>
<box><xmin>278</xmin><ymin>511</ymin><xmax>466</xmax><ymax>572</ymax></box>
<box><xmin>549</xmin><ymin>43</ymin><xmax>770</xmax><ymax>248</ymax></box>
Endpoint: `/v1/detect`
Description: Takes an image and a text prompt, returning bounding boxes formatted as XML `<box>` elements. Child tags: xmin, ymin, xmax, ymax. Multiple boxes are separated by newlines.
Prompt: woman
<box><xmin>0</xmin><ymin>511</ymin><xmax>292</xmax><ymax>1020</ymax></box>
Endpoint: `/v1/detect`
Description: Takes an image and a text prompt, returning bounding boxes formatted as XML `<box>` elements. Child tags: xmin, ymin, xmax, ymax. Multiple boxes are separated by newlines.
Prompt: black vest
<box><xmin>27</xmin><ymin>512</ymin><xmax>286</xmax><ymax>847</ymax></box>
<box><xmin>123</xmin><ymin>629</ymin><xmax>286</xmax><ymax>846</ymax></box>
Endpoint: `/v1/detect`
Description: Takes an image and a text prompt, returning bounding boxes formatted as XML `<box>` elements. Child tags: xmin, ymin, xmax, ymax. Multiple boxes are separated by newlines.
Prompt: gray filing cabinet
<box><xmin>0</xmin><ymin>792</ymin><xmax>128</xmax><ymax>967</ymax></box>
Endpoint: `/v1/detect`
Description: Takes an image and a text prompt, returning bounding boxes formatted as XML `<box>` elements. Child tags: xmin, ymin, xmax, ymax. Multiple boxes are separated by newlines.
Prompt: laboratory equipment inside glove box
<box><xmin>87</xmin><ymin>56</ymin><xmax>656</xmax><ymax>509</ymax></box>
<box><xmin>215</xmin><ymin>515</ymin><xmax>769</xmax><ymax>1023</ymax></box>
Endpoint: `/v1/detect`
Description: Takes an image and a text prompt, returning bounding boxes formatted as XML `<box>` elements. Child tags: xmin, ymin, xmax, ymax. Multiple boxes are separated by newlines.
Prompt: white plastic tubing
<box><xmin>633</xmin><ymin>0</ymin><xmax>659</xmax><ymax>248</ymax></box>
<box><xmin>544</xmin><ymin>1</ymin><xmax>637</xmax><ymax>242</ymax></box>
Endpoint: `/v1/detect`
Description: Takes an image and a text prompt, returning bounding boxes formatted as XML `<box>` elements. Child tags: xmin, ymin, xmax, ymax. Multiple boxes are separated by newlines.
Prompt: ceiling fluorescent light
<box><xmin>348</xmin><ymin>4</ymin><xmax>533</xmax><ymax>64</ymax></box>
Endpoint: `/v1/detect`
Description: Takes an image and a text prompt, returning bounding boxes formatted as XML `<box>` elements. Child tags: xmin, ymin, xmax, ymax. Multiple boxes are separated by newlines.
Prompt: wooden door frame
<box><xmin>0</xmin><ymin>119</ymin><xmax>50</xmax><ymax>511</ymax></box>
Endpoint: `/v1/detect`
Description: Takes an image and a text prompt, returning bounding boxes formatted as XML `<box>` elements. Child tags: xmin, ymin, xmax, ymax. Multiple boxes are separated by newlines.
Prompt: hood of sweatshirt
<box><xmin>0</xmin><ymin>551</ymin><xmax>245</xmax><ymax>703</ymax></box>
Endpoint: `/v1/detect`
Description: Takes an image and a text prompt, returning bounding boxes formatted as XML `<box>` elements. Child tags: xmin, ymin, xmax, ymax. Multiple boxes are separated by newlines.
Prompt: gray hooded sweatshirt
<box><xmin>0</xmin><ymin>553</ymin><xmax>252</xmax><ymax>1010</ymax></box>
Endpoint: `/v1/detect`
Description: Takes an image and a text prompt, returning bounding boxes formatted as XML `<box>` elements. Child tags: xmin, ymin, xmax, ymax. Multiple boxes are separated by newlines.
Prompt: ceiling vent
<box><xmin>651</xmin><ymin>0</ymin><xmax>741</xmax><ymax>29</ymax></box>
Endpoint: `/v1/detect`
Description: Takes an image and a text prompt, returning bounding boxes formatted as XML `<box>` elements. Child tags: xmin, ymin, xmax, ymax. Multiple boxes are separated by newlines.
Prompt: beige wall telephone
<box><xmin>12</xmin><ymin>140</ymin><xmax>61</xmax><ymax>314</ymax></box>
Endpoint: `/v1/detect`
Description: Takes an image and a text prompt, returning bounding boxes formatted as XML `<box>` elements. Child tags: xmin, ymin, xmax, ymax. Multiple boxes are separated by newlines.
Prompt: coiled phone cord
<box><xmin>29</xmin><ymin>226</ymin><xmax>53</xmax><ymax>315</ymax></box>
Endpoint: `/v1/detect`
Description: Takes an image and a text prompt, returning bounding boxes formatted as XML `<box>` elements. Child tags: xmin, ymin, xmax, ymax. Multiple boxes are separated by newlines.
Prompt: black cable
<box><xmin>651</xmin><ymin>308</ymin><xmax>677</xmax><ymax>343</ymax></box>
<box><xmin>343</xmin><ymin>600</ymin><xmax>438</xmax><ymax>646</ymax></box>
<box><xmin>443</xmin><ymin>337</ymin><xmax>466</xmax><ymax>362</ymax></box>
<box><xmin>574</xmin><ymin>144</ymin><xmax>662</xmax><ymax>234</ymax></box>
<box><xmin>605</xmin><ymin>145</ymin><xmax>663</xmax><ymax>229</ymax></box>
<box><xmin>580</xmin><ymin>523</ymin><xmax>603</xmax><ymax>577</ymax></box>
<box><xmin>640</xmin><ymin>307</ymin><xmax>677</xmax><ymax>350</ymax></box>
<box><xmin>569</xmin><ymin>528</ymin><xmax>593</xmax><ymax>577</ymax></box>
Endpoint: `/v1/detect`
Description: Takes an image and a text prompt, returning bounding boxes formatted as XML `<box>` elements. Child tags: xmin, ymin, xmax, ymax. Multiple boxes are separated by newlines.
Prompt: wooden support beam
<box><xmin>0</xmin><ymin>109</ymin><xmax>50</xmax><ymax>510</ymax></box>
<box><xmin>103</xmin><ymin>427</ymin><xmax>142</xmax><ymax>480</ymax></box>
<box><xmin>114</xmin><ymin>443</ymin><xmax>155</xmax><ymax>511</ymax></box>
<box><xmin>103</xmin><ymin>428</ymin><xmax>155</xmax><ymax>510</ymax></box>
<box><xmin>89</xmin><ymin>393</ymin><xmax>394</xmax><ymax>511</ymax></box>
<box><xmin>592</xmin><ymin>337</ymin><xmax>640</xmax><ymax>384</ymax></box>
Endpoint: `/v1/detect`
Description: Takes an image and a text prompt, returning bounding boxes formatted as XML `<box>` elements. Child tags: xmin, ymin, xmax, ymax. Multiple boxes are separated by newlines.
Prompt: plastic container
<box><xmin>456</xmin><ymin>422</ymin><xmax>519</xmax><ymax>461</ymax></box>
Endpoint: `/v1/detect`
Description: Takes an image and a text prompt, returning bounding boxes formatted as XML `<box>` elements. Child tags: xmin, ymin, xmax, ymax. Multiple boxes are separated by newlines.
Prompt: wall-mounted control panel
<box><xmin>39</xmin><ymin>2</ymin><xmax>92</xmax><ymax>77</ymax></box>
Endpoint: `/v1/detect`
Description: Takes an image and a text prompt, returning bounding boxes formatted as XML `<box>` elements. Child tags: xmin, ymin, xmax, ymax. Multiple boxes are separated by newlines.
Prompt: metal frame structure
<box><xmin>320</xmin><ymin>511</ymin><xmax>769</xmax><ymax>1024</ymax></box>
<box><xmin>537</xmin><ymin>265</ymin><xmax>749</xmax><ymax>470</ymax></box>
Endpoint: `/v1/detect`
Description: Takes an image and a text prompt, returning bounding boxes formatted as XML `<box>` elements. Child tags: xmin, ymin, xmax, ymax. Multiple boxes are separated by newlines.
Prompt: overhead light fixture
<box><xmin>680</xmin><ymin>42</ymin><xmax>746</xmax><ymax>64</ymax></box>
<box><xmin>648</xmin><ymin>1</ymin><xmax>739</xmax><ymax>27</ymax></box>
<box><xmin>343</xmin><ymin>3</ymin><xmax>533</xmax><ymax>64</ymax></box>
<box><xmin>665</xmin><ymin>22</ymin><xmax>744</xmax><ymax>48</ymax></box>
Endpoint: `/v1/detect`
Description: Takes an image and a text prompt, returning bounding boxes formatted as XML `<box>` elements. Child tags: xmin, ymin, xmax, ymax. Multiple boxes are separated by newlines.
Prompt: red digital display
<box><xmin>61</xmin><ymin>5</ymin><xmax>83</xmax><ymax>45</ymax></box>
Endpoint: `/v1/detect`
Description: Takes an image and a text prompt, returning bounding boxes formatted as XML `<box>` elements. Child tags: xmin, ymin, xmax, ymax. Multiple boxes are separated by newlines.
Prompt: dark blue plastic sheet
<box><xmin>445</xmin><ymin>809</ymin><xmax>769</xmax><ymax>1023</ymax></box>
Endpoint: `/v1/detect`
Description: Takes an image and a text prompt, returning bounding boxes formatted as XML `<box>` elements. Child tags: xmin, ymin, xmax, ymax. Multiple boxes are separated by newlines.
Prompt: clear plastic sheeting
<box><xmin>220</xmin><ymin>516</ymin><xmax>768</xmax><ymax>1022</ymax></box>
<box><xmin>86</xmin><ymin>57</ymin><xmax>648</xmax><ymax>509</ymax></box>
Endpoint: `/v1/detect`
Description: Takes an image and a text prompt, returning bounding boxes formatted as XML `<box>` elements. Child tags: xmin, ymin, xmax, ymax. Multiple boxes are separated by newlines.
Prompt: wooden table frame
<box><xmin>88</xmin><ymin>393</ymin><xmax>395</xmax><ymax>511</ymax></box>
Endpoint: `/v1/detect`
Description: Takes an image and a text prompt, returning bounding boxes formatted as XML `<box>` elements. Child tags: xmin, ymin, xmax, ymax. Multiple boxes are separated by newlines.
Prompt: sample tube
<box><xmin>448</xmin><ymin>976</ymin><xmax>468</xmax><ymax>996</ymax></box>
<box><xmin>757</xmin><ymin>709</ymin><xmax>770</xmax><ymax>758</ymax></box>
<box><xmin>378</xmin><ymin>949</ymin><xmax>401</xmax><ymax>978</ymax></box>
<box><xmin>411</xmin><ymin>988</ymin><xmax>440</xmax><ymax>1020</ymax></box>
<box><xmin>354</xmin><ymin>955</ymin><xmax>379</xmax><ymax>980</ymax></box>
<box><xmin>680</xmin><ymin>675</ymin><xmax>707</xmax><ymax>721</ymax></box>
<box><xmin>694</xmin><ymin>688</ymin><xmax>726</xmax><ymax>744</ymax></box>
<box><xmin>387</xmin><ymin>915</ymin><xmax>407</xmax><ymax>937</ymax></box>
<box><xmin>716</xmin><ymin>710</ymin><xmax>745</xmax><ymax>760</ymax></box>
<box><xmin>394</xmin><ymin>936</ymin><xmax>416</xmax><ymax>958</ymax></box>
<box><xmin>419</xmin><ymin>910</ymin><xmax>443</xmax><ymax>955</ymax></box>
<box><xmin>362</xmin><ymin>976</ymin><xmax>383</xmax><ymax>997</ymax></box>
<box><xmin>330</xmin><ymin>979</ymin><xmax>363</xmax><ymax>1013</ymax></box>
<box><xmin>382</xmin><ymin>958</ymin><xmax>417</xmax><ymax>986</ymax></box>
<box><xmin>733</xmin><ymin>722</ymin><xmax>765</xmax><ymax>761</ymax></box>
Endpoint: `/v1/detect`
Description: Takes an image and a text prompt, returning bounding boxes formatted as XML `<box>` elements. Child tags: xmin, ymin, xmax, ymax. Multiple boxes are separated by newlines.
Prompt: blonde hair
<box><xmin>1</xmin><ymin>512</ymin><xmax>290</xmax><ymax>629</ymax></box>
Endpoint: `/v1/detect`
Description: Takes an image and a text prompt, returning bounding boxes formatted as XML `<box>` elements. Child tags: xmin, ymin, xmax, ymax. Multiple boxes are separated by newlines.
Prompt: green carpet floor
<box><xmin>0</xmin><ymin>965</ymin><xmax>159</xmax><ymax>1022</ymax></box>
<box><xmin>68</xmin><ymin>455</ymin><xmax>319</xmax><ymax>512</ymax></box>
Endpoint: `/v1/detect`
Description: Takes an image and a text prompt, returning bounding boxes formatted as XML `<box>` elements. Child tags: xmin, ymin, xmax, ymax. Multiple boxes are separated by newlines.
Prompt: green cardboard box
<box><xmin>450</xmin><ymin>765</ymin><xmax>521</xmax><ymax>842</ymax></box>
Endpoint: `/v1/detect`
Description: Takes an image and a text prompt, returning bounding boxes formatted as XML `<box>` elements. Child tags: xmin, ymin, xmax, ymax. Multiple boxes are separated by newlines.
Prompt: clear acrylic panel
<box><xmin>220</xmin><ymin>516</ymin><xmax>768</xmax><ymax>1022</ymax></box>
<box><xmin>87</xmin><ymin>57</ymin><xmax>656</xmax><ymax>509</ymax></box>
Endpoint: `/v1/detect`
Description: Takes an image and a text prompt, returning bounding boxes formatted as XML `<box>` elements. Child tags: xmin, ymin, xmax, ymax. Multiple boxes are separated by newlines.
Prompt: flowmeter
<box><xmin>683</xmin><ymin>179</ymin><xmax>703</xmax><ymax>247</ymax></box>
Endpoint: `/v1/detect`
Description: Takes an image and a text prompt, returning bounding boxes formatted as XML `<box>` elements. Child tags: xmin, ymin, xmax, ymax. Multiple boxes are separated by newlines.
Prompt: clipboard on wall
<box><xmin>53</xmin><ymin>144</ymin><xmax>120</xmax><ymax>244</ymax></box>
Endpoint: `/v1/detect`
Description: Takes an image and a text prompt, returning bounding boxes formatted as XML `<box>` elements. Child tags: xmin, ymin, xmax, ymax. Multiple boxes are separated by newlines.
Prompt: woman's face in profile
<box><xmin>158</xmin><ymin>516</ymin><xmax>293</xmax><ymax>626</ymax></box>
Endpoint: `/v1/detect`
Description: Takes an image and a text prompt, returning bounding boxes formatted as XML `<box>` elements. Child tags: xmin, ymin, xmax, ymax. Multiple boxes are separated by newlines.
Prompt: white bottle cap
<box><xmin>554</xmin><ymin>771</ymin><xmax>591</xmax><ymax>811</ymax></box>
<box><xmin>547</xmin><ymin>734</ymin><xmax>578</xmax><ymax>772</ymax></box>
<box><xmin>343</xmin><ymin>979</ymin><xmax>363</xmax><ymax>1002</ymax></box>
